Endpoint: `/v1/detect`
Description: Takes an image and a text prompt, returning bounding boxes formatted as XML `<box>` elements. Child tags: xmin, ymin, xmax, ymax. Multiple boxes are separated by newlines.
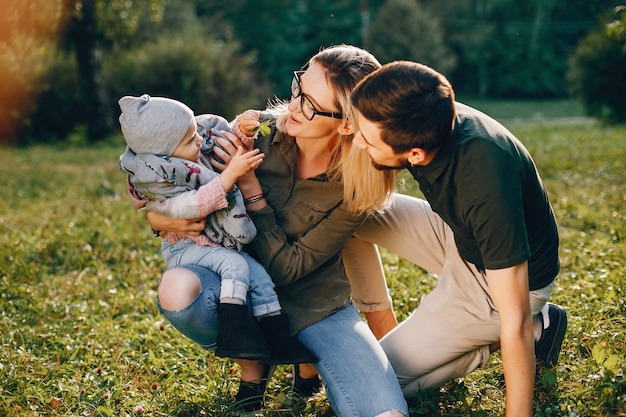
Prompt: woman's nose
<box><xmin>287</xmin><ymin>96</ymin><xmax>300</xmax><ymax>113</ymax></box>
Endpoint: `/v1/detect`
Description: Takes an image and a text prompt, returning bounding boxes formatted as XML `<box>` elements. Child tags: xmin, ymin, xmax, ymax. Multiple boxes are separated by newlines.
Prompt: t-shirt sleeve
<box><xmin>462</xmin><ymin>144</ymin><xmax>531</xmax><ymax>270</ymax></box>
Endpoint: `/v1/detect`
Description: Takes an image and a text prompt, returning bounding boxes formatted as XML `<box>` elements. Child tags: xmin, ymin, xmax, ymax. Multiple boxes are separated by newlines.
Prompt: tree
<box><xmin>103</xmin><ymin>29</ymin><xmax>272</xmax><ymax>118</ymax></box>
<box><xmin>368</xmin><ymin>0</ymin><xmax>456</xmax><ymax>74</ymax></box>
<box><xmin>23</xmin><ymin>0</ymin><xmax>273</xmax><ymax>144</ymax></box>
<box><xmin>60</xmin><ymin>0</ymin><xmax>167</xmax><ymax>141</ymax></box>
<box><xmin>420</xmin><ymin>0</ymin><xmax>620</xmax><ymax>97</ymax></box>
<box><xmin>568</xmin><ymin>6</ymin><xmax>626</xmax><ymax>123</ymax></box>
<box><xmin>0</xmin><ymin>0</ymin><xmax>68</xmax><ymax>143</ymax></box>
<box><xmin>197</xmin><ymin>0</ymin><xmax>363</xmax><ymax>98</ymax></box>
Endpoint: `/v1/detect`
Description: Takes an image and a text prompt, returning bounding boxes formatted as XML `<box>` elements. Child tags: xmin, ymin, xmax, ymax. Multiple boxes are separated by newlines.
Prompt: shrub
<box><xmin>368</xmin><ymin>0</ymin><xmax>457</xmax><ymax>74</ymax></box>
<box><xmin>103</xmin><ymin>28</ymin><xmax>272</xmax><ymax>120</ymax></box>
<box><xmin>568</xmin><ymin>7</ymin><xmax>626</xmax><ymax>123</ymax></box>
<box><xmin>21</xmin><ymin>50</ymin><xmax>83</xmax><ymax>144</ymax></box>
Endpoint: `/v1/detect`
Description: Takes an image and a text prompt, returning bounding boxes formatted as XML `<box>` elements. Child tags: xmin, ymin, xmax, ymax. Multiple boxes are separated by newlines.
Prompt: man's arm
<box><xmin>485</xmin><ymin>261</ymin><xmax>534</xmax><ymax>417</ymax></box>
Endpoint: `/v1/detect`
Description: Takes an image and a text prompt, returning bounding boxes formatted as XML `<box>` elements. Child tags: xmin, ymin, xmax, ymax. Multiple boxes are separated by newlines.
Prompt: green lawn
<box><xmin>458</xmin><ymin>97</ymin><xmax>588</xmax><ymax>121</ymax></box>
<box><xmin>1</xmin><ymin>105</ymin><xmax>624</xmax><ymax>416</ymax></box>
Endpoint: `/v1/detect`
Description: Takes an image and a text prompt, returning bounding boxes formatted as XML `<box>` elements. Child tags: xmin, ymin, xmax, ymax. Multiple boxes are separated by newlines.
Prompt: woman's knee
<box><xmin>157</xmin><ymin>268</ymin><xmax>202</xmax><ymax>310</ymax></box>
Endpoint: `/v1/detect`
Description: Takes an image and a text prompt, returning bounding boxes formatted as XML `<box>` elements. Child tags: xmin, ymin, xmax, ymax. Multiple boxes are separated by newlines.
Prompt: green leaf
<box><xmin>96</xmin><ymin>406</ymin><xmax>114</xmax><ymax>416</ymax></box>
<box><xmin>603</xmin><ymin>354</ymin><xmax>620</xmax><ymax>374</ymax></box>
<box><xmin>252</xmin><ymin>119</ymin><xmax>271</xmax><ymax>136</ymax></box>
<box><xmin>592</xmin><ymin>344</ymin><xmax>608</xmax><ymax>365</ymax></box>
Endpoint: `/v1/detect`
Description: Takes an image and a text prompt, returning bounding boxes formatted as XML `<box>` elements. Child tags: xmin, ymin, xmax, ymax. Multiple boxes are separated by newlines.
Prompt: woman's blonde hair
<box><xmin>266</xmin><ymin>45</ymin><xmax>396</xmax><ymax>215</ymax></box>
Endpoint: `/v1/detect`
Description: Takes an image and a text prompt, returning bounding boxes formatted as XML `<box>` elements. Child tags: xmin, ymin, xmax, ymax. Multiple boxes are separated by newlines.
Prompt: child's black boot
<box><xmin>259</xmin><ymin>313</ymin><xmax>317</xmax><ymax>364</ymax></box>
<box><xmin>215</xmin><ymin>303</ymin><xmax>270</xmax><ymax>360</ymax></box>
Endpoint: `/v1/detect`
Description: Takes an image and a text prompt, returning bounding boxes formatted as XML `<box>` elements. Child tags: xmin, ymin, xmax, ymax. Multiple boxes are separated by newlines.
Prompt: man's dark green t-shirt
<box><xmin>408</xmin><ymin>102</ymin><xmax>560</xmax><ymax>290</ymax></box>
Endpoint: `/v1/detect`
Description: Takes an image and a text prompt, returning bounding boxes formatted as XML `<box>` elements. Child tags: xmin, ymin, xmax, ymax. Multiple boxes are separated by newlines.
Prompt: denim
<box><xmin>298</xmin><ymin>304</ymin><xmax>408</xmax><ymax>417</ymax></box>
<box><xmin>162</xmin><ymin>239</ymin><xmax>281</xmax><ymax>317</ymax></box>
<box><xmin>157</xmin><ymin>266</ymin><xmax>408</xmax><ymax>417</ymax></box>
<box><xmin>156</xmin><ymin>265</ymin><xmax>264</xmax><ymax>351</ymax></box>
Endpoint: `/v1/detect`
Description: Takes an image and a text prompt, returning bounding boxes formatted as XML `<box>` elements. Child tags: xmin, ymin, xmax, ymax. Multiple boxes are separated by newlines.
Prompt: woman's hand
<box><xmin>146</xmin><ymin>211</ymin><xmax>206</xmax><ymax>236</ymax></box>
<box><xmin>210</xmin><ymin>132</ymin><xmax>246</xmax><ymax>171</ymax></box>
<box><xmin>210</xmin><ymin>132</ymin><xmax>264</xmax><ymax>196</ymax></box>
<box><xmin>219</xmin><ymin>146</ymin><xmax>265</xmax><ymax>192</ymax></box>
<box><xmin>238</xmin><ymin>110</ymin><xmax>261</xmax><ymax>138</ymax></box>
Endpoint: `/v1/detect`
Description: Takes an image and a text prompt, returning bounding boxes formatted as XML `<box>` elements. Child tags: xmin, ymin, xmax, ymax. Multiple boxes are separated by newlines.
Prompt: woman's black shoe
<box><xmin>232</xmin><ymin>364</ymin><xmax>276</xmax><ymax>412</ymax></box>
<box><xmin>291</xmin><ymin>364</ymin><xmax>322</xmax><ymax>398</ymax></box>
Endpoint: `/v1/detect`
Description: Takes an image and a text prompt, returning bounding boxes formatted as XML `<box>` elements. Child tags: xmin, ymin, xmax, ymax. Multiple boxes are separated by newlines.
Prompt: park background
<box><xmin>1</xmin><ymin>0</ymin><xmax>625</xmax><ymax>416</ymax></box>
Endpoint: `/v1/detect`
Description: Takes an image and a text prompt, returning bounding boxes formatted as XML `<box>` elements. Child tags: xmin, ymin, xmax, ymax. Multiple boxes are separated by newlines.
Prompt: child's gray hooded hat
<box><xmin>119</xmin><ymin>94</ymin><xmax>194</xmax><ymax>156</ymax></box>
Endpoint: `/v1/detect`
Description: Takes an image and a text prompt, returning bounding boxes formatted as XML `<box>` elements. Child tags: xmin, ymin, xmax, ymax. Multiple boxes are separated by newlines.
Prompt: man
<box><xmin>347</xmin><ymin>60</ymin><xmax>567</xmax><ymax>417</ymax></box>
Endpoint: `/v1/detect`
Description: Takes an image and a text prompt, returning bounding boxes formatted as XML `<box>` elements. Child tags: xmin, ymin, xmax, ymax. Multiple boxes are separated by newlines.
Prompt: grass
<box><xmin>1</xmin><ymin>100</ymin><xmax>625</xmax><ymax>416</ymax></box>
<box><xmin>458</xmin><ymin>97</ymin><xmax>588</xmax><ymax>122</ymax></box>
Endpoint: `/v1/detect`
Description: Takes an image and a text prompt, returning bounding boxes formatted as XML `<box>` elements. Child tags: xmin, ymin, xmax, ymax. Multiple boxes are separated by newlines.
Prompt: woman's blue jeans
<box><xmin>157</xmin><ymin>265</ymin><xmax>408</xmax><ymax>417</ymax></box>
<box><xmin>298</xmin><ymin>303</ymin><xmax>408</xmax><ymax>416</ymax></box>
<box><xmin>162</xmin><ymin>239</ymin><xmax>282</xmax><ymax>317</ymax></box>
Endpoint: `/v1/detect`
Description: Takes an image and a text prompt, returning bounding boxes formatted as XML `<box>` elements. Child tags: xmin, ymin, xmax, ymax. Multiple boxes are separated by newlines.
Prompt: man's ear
<box><xmin>407</xmin><ymin>148</ymin><xmax>429</xmax><ymax>166</ymax></box>
<box><xmin>337</xmin><ymin>118</ymin><xmax>354</xmax><ymax>135</ymax></box>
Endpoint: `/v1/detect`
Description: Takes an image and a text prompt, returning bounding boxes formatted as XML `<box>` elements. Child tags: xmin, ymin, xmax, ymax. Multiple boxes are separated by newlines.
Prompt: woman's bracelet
<box><xmin>244</xmin><ymin>193</ymin><xmax>264</xmax><ymax>205</ymax></box>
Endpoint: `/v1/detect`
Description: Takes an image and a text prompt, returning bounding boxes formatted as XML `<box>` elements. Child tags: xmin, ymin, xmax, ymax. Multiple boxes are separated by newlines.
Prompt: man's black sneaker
<box><xmin>535</xmin><ymin>303</ymin><xmax>567</xmax><ymax>366</ymax></box>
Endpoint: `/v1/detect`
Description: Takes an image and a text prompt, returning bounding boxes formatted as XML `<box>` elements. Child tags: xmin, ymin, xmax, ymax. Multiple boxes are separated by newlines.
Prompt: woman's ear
<box><xmin>337</xmin><ymin>118</ymin><xmax>354</xmax><ymax>135</ymax></box>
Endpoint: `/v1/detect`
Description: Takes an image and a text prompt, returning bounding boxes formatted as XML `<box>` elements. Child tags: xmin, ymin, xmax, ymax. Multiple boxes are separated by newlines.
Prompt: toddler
<box><xmin>118</xmin><ymin>94</ymin><xmax>316</xmax><ymax>364</ymax></box>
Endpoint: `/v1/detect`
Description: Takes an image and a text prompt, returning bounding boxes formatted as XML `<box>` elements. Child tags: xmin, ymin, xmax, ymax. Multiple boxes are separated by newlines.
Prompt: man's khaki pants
<box><xmin>342</xmin><ymin>193</ymin><xmax>552</xmax><ymax>396</ymax></box>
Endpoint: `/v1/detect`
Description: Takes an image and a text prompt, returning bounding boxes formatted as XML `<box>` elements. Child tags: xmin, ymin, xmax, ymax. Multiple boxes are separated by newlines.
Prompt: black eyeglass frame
<box><xmin>291</xmin><ymin>71</ymin><xmax>344</xmax><ymax>121</ymax></box>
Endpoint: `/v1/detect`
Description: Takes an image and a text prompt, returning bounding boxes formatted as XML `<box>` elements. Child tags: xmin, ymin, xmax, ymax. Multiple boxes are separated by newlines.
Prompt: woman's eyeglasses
<box><xmin>291</xmin><ymin>71</ymin><xmax>343</xmax><ymax>121</ymax></box>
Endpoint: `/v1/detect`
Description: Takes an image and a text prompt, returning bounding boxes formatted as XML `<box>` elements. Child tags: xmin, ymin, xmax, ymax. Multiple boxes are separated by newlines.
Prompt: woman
<box><xmin>146</xmin><ymin>45</ymin><xmax>407</xmax><ymax>417</ymax></box>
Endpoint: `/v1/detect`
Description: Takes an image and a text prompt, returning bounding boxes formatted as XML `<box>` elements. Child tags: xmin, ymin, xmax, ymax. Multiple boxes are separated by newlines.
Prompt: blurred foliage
<box><xmin>197</xmin><ymin>0</ymin><xmax>365</xmax><ymax>99</ymax></box>
<box><xmin>431</xmin><ymin>0</ymin><xmax>621</xmax><ymax>98</ymax></box>
<box><xmin>21</xmin><ymin>51</ymin><xmax>82</xmax><ymax>145</ymax></box>
<box><xmin>103</xmin><ymin>29</ymin><xmax>271</xmax><ymax>121</ymax></box>
<box><xmin>568</xmin><ymin>6</ymin><xmax>626</xmax><ymax>124</ymax></box>
<box><xmin>2</xmin><ymin>0</ymin><xmax>623</xmax><ymax>144</ymax></box>
<box><xmin>368</xmin><ymin>0</ymin><xmax>457</xmax><ymax>74</ymax></box>
<box><xmin>0</xmin><ymin>0</ymin><xmax>69</xmax><ymax>143</ymax></box>
<box><xmin>92</xmin><ymin>0</ymin><xmax>166</xmax><ymax>48</ymax></box>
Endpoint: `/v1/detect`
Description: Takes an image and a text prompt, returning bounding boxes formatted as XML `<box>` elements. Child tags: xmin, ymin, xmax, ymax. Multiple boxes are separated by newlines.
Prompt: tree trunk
<box><xmin>529</xmin><ymin>0</ymin><xmax>557</xmax><ymax>62</ymax></box>
<box><xmin>361</xmin><ymin>0</ymin><xmax>370</xmax><ymax>49</ymax></box>
<box><xmin>72</xmin><ymin>0</ymin><xmax>112</xmax><ymax>141</ymax></box>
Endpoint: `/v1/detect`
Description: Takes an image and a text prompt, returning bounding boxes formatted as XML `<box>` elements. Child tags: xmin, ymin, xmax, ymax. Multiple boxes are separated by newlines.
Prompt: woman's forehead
<box><xmin>301</xmin><ymin>62</ymin><xmax>337</xmax><ymax>109</ymax></box>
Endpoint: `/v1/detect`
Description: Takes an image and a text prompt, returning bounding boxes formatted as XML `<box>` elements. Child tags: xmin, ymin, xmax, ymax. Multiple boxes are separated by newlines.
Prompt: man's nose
<box><xmin>353</xmin><ymin>133</ymin><xmax>367</xmax><ymax>149</ymax></box>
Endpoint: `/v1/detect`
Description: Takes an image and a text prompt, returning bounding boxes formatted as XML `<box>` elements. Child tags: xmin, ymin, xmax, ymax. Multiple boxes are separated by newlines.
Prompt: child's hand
<box><xmin>239</xmin><ymin>110</ymin><xmax>260</xmax><ymax>137</ymax></box>
<box><xmin>219</xmin><ymin>146</ymin><xmax>265</xmax><ymax>192</ymax></box>
<box><xmin>230</xmin><ymin>146</ymin><xmax>265</xmax><ymax>176</ymax></box>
